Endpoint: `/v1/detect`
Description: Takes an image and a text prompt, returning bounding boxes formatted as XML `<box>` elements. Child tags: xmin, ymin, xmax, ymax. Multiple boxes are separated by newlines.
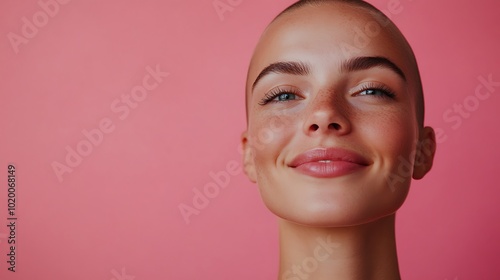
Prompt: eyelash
<box><xmin>258</xmin><ymin>87</ymin><xmax>301</xmax><ymax>105</ymax></box>
<box><xmin>258</xmin><ymin>83</ymin><xmax>396</xmax><ymax>106</ymax></box>
<box><xmin>356</xmin><ymin>84</ymin><xmax>396</xmax><ymax>99</ymax></box>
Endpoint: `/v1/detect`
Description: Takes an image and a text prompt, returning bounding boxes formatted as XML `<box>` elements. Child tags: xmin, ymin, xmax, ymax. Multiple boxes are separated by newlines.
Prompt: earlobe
<box><xmin>412</xmin><ymin>126</ymin><xmax>437</xmax><ymax>180</ymax></box>
<box><xmin>241</xmin><ymin>131</ymin><xmax>257</xmax><ymax>183</ymax></box>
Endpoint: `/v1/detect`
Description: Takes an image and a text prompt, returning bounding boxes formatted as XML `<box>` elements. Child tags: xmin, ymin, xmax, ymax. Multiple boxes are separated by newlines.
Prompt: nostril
<box><xmin>328</xmin><ymin>123</ymin><xmax>341</xmax><ymax>130</ymax></box>
<box><xmin>310</xmin><ymin>124</ymin><xmax>319</xmax><ymax>131</ymax></box>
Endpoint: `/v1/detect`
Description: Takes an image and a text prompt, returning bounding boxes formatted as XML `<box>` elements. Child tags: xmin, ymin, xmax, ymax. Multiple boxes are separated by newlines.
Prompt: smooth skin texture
<box><xmin>241</xmin><ymin>1</ymin><xmax>436</xmax><ymax>279</ymax></box>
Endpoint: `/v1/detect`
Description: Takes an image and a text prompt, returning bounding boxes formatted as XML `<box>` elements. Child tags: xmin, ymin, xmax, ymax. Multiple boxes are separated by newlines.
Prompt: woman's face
<box><xmin>242</xmin><ymin>3</ymin><xmax>435</xmax><ymax>227</ymax></box>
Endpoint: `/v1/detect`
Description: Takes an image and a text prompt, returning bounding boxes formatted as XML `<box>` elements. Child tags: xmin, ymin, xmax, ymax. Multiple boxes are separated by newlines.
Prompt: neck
<box><xmin>277</xmin><ymin>214</ymin><xmax>401</xmax><ymax>280</ymax></box>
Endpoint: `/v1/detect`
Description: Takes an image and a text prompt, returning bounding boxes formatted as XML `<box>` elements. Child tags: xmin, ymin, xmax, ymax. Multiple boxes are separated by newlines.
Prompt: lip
<box><xmin>288</xmin><ymin>147</ymin><xmax>371</xmax><ymax>178</ymax></box>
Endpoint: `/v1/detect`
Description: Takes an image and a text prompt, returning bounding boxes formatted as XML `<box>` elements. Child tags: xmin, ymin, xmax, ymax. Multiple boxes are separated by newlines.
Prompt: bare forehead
<box><xmin>261</xmin><ymin>3</ymin><xmax>393</xmax><ymax>46</ymax></box>
<box><xmin>273</xmin><ymin>1</ymin><xmax>383</xmax><ymax>27</ymax></box>
<box><xmin>248</xmin><ymin>2</ymin><xmax>413</xmax><ymax>80</ymax></box>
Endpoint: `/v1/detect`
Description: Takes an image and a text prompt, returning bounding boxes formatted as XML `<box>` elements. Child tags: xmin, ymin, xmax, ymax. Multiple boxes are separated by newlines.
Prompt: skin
<box><xmin>241</xmin><ymin>2</ymin><xmax>436</xmax><ymax>279</ymax></box>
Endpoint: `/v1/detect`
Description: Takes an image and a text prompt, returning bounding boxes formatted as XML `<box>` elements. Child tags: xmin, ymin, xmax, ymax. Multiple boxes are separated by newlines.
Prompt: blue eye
<box><xmin>275</xmin><ymin>93</ymin><xmax>297</xmax><ymax>101</ymax></box>
<box><xmin>358</xmin><ymin>87</ymin><xmax>396</xmax><ymax>99</ymax></box>
<box><xmin>259</xmin><ymin>88</ymin><xmax>301</xmax><ymax>105</ymax></box>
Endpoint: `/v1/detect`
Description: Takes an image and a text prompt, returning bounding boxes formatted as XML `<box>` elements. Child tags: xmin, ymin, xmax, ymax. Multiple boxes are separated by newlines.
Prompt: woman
<box><xmin>241</xmin><ymin>0</ymin><xmax>436</xmax><ymax>279</ymax></box>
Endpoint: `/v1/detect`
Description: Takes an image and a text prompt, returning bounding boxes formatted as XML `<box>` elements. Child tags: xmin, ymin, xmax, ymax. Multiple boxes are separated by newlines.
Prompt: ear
<box><xmin>412</xmin><ymin>126</ymin><xmax>437</xmax><ymax>180</ymax></box>
<box><xmin>241</xmin><ymin>131</ymin><xmax>257</xmax><ymax>183</ymax></box>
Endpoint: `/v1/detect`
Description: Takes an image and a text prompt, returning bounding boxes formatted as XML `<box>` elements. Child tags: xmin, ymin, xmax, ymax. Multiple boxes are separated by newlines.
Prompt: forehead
<box><xmin>247</xmin><ymin>2</ymin><xmax>414</xmax><ymax>92</ymax></box>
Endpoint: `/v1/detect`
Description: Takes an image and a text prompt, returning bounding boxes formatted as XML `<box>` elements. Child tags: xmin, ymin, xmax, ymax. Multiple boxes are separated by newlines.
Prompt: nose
<box><xmin>303</xmin><ymin>91</ymin><xmax>351</xmax><ymax>136</ymax></box>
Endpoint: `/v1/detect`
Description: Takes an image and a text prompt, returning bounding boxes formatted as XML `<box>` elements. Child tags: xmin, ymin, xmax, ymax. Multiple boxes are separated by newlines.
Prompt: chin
<box><xmin>256</xmin><ymin>166</ymin><xmax>413</xmax><ymax>227</ymax></box>
<box><xmin>273</xmin><ymin>206</ymin><xmax>388</xmax><ymax>228</ymax></box>
<box><xmin>261</xmin><ymin>185</ymin><xmax>410</xmax><ymax>228</ymax></box>
<box><xmin>276</xmin><ymin>207</ymin><xmax>402</xmax><ymax>228</ymax></box>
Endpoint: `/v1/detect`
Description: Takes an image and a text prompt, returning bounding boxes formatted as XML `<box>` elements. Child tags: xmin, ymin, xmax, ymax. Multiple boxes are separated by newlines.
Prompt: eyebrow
<box><xmin>341</xmin><ymin>56</ymin><xmax>406</xmax><ymax>81</ymax></box>
<box><xmin>251</xmin><ymin>56</ymin><xmax>406</xmax><ymax>91</ymax></box>
<box><xmin>252</xmin><ymin>61</ymin><xmax>310</xmax><ymax>91</ymax></box>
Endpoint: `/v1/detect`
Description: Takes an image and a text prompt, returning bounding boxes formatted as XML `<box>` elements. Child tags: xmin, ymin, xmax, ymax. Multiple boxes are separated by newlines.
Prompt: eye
<box><xmin>275</xmin><ymin>92</ymin><xmax>297</xmax><ymax>101</ymax></box>
<box><xmin>259</xmin><ymin>87</ymin><xmax>302</xmax><ymax>105</ymax></box>
<box><xmin>356</xmin><ymin>84</ymin><xmax>396</xmax><ymax>99</ymax></box>
<box><xmin>359</xmin><ymin>88</ymin><xmax>394</xmax><ymax>98</ymax></box>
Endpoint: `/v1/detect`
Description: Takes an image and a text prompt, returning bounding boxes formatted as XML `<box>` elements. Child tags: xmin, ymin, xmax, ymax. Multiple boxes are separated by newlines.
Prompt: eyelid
<box><xmin>259</xmin><ymin>85</ymin><xmax>303</xmax><ymax>105</ymax></box>
<box><xmin>351</xmin><ymin>81</ymin><xmax>396</xmax><ymax>97</ymax></box>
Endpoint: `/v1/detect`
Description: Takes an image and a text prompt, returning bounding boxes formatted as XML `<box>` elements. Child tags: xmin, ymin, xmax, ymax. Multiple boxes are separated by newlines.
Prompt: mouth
<box><xmin>288</xmin><ymin>147</ymin><xmax>370</xmax><ymax>178</ymax></box>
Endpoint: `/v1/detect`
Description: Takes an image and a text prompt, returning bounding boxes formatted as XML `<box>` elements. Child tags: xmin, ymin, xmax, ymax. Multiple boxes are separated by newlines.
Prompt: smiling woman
<box><xmin>240</xmin><ymin>0</ymin><xmax>436</xmax><ymax>279</ymax></box>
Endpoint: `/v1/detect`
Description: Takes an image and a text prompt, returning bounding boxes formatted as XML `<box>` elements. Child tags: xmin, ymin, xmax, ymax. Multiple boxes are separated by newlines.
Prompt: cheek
<box><xmin>361</xmin><ymin>102</ymin><xmax>417</xmax><ymax>147</ymax></box>
<box><xmin>360</xmin><ymin>108</ymin><xmax>418</xmax><ymax>183</ymax></box>
<box><xmin>248</xmin><ymin>113</ymin><xmax>296</xmax><ymax>169</ymax></box>
<box><xmin>247</xmin><ymin>112</ymin><xmax>300</xmax><ymax>212</ymax></box>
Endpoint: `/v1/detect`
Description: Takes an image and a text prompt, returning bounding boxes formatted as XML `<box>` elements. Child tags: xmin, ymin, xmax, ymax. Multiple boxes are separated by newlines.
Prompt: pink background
<box><xmin>1</xmin><ymin>0</ymin><xmax>499</xmax><ymax>279</ymax></box>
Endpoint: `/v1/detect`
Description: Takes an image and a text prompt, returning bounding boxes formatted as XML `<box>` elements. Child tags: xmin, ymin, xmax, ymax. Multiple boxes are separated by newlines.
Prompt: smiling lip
<box><xmin>288</xmin><ymin>148</ymin><xmax>370</xmax><ymax>178</ymax></box>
